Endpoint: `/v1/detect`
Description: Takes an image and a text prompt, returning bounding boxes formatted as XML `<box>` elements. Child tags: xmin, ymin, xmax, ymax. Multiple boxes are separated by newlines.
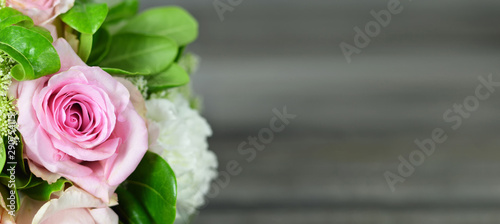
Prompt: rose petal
<box><xmin>40</xmin><ymin>208</ymin><xmax>95</xmax><ymax>224</ymax></box>
<box><xmin>26</xmin><ymin>160</ymin><xmax>61</xmax><ymax>184</ymax></box>
<box><xmin>89</xmin><ymin>208</ymin><xmax>119</xmax><ymax>224</ymax></box>
<box><xmin>16</xmin><ymin>196</ymin><xmax>46</xmax><ymax>224</ymax></box>
<box><xmin>32</xmin><ymin>186</ymin><xmax>116</xmax><ymax>224</ymax></box>
<box><xmin>52</xmin><ymin>137</ymin><xmax>119</xmax><ymax>161</ymax></box>
<box><xmin>105</xmin><ymin>104</ymin><xmax>148</xmax><ymax>185</ymax></box>
<box><xmin>116</xmin><ymin>77</ymin><xmax>147</xmax><ymax>120</ymax></box>
<box><xmin>53</xmin><ymin>38</ymin><xmax>86</xmax><ymax>72</ymax></box>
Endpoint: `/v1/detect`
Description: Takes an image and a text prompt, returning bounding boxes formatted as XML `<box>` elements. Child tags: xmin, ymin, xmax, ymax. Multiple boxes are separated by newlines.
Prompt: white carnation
<box><xmin>146</xmin><ymin>95</ymin><xmax>218</xmax><ymax>222</ymax></box>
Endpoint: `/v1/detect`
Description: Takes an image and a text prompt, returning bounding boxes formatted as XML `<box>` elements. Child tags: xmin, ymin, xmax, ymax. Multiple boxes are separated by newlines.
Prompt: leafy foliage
<box><xmin>114</xmin><ymin>152</ymin><xmax>177</xmax><ymax>224</ymax></box>
<box><xmin>0</xmin><ymin>8</ymin><xmax>60</xmax><ymax>81</ymax></box>
<box><xmin>118</xmin><ymin>7</ymin><xmax>198</xmax><ymax>46</ymax></box>
<box><xmin>0</xmin><ymin>1</ymin><xmax>200</xmax><ymax>223</ymax></box>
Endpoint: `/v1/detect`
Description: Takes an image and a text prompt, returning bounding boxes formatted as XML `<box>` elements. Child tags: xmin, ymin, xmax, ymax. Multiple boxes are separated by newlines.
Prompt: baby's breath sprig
<box><xmin>0</xmin><ymin>52</ymin><xmax>19</xmax><ymax>137</ymax></box>
<box><xmin>178</xmin><ymin>53</ymin><xmax>200</xmax><ymax>75</ymax></box>
<box><xmin>125</xmin><ymin>76</ymin><xmax>149</xmax><ymax>99</ymax></box>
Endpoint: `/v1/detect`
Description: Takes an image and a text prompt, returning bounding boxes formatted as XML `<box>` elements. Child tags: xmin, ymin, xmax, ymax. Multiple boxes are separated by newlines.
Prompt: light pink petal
<box><xmin>17</xmin><ymin>77</ymin><xmax>48</xmax><ymax>144</ymax></box>
<box><xmin>64</xmin><ymin>162</ymin><xmax>115</xmax><ymax>203</ymax></box>
<box><xmin>53</xmin><ymin>38</ymin><xmax>86</xmax><ymax>72</ymax></box>
<box><xmin>0</xmin><ymin>209</ymin><xmax>15</xmax><ymax>224</ymax></box>
<box><xmin>16</xmin><ymin>196</ymin><xmax>46</xmax><ymax>224</ymax></box>
<box><xmin>116</xmin><ymin>77</ymin><xmax>147</xmax><ymax>120</ymax></box>
<box><xmin>42</xmin><ymin>0</ymin><xmax>75</xmax><ymax>25</ymax></box>
<box><xmin>41</xmin><ymin>208</ymin><xmax>95</xmax><ymax>224</ymax></box>
<box><xmin>32</xmin><ymin>186</ymin><xmax>115</xmax><ymax>224</ymax></box>
<box><xmin>0</xmin><ymin>191</ymin><xmax>15</xmax><ymax>223</ymax></box>
<box><xmin>106</xmin><ymin>104</ymin><xmax>148</xmax><ymax>185</ymax></box>
<box><xmin>89</xmin><ymin>208</ymin><xmax>119</xmax><ymax>224</ymax></box>
<box><xmin>47</xmin><ymin>68</ymin><xmax>88</xmax><ymax>87</ymax></box>
<box><xmin>52</xmin><ymin>137</ymin><xmax>119</xmax><ymax>161</ymax></box>
<box><xmin>27</xmin><ymin>127</ymin><xmax>93</xmax><ymax>177</ymax></box>
<box><xmin>26</xmin><ymin>160</ymin><xmax>61</xmax><ymax>184</ymax></box>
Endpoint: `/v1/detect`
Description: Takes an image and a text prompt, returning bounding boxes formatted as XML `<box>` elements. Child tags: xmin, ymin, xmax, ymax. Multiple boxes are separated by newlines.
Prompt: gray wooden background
<box><xmin>141</xmin><ymin>1</ymin><xmax>500</xmax><ymax>223</ymax></box>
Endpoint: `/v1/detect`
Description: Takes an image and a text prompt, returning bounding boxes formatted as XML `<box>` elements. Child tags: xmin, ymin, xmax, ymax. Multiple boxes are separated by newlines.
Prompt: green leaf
<box><xmin>0</xmin><ymin>184</ymin><xmax>20</xmax><ymax>211</ymax></box>
<box><xmin>0</xmin><ymin>7</ymin><xmax>33</xmax><ymax>30</ymax></box>
<box><xmin>0</xmin><ymin>26</ymin><xmax>60</xmax><ymax>80</ymax></box>
<box><xmin>103</xmin><ymin>0</ymin><xmax>139</xmax><ymax>24</ymax></box>
<box><xmin>101</xmin><ymin>67</ymin><xmax>144</xmax><ymax>76</ymax></box>
<box><xmin>22</xmin><ymin>177</ymin><xmax>70</xmax><ymax>201</ymax></box>
<box><xmin>88</xmin><ymin>27</ymin><xmax>111</xmax><ymax>65</ymax></box>
<box><xmin>60</xmin><ymin>2</ymin><xmax>108</xmax><ymax>34</ymax></box>
<box><xmin>29</xmin><ymin>26</ymin><xmax>53</xmax><ymax>43</ymax></box>
<box><xmin>4</xmin><ymin>132</ymin><xmax>27</xmax><ymax>175</ymax></box>
<box><xmin>147</xmin><ymin>63</ymin><xmax>190</xmax><ymax>93</ymax></box>
<box><xmin>0</xmin><ymin>132</ymin><xmax>27</xmax><ymax>211</ymax></box>
<box><xmin>114</xmin><ymin>152</ymin><xmax>177</xmax><ymax>224</ymax></box>
<box><xmin>0</xmin><ymin>168</ymin><xmax>32</xmax><ymax>191</ymax></box>
<box><xmin>80</xmin><ymin>0</ymin><xmax>138</xmax><ymax>25</ymax></box>
<box><xmin>99</xmin><ymin>33</ymin><xmax>178</xmax><ymax>75</ymax></box>
<box><xmin>14</xmin><ymin>134</ymin><xmax>28</xmax><ymax>175</ymax></box>
<box><xmin>114</xmin><ymin>187</ymin><xmax>154</xmax><ymax>224</ymax></box>
<box><xmin>174</xmin><ymin>46</ymin><xmax>185</xmax><ymax>63</ymax></box>
<box><xmin>119</xmin><ymin>6</ymin><xmax>198</xmax><ymax>46</ymax></box>
<box><xmin>0</xmin><ymin>132</ymin><xmax>31</xmax><ymax>190</ymax></box>
<box><xmin>78</xmin><ymin>33</ymin><xmax>93</xmax><ymax>62</ymax></box>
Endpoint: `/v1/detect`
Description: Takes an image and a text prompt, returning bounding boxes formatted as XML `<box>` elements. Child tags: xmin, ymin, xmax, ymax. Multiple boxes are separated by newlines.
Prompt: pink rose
<box><xmin>16</xmin><ymin>38</ymin><xmax>148</xmax><ymax>202</ymax></box>
<box><xmin>0</xmin><ymin>192</ymin><xmax>15</xmax><ymax>224</ymax></box>
<box><xmin>19</xmin><ymin>187</ymin><xmax>118</xmax><ymax>224</ymax></box>
<box><xmin>6</xmin><ymin>0</ymin><xmax>74</xmax><ymax>25</ymax></box>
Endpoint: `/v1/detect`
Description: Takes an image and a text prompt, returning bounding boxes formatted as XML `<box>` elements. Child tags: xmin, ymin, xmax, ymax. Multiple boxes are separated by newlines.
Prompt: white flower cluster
<box><xmin>146</xmin><ymin>94</ymin><xmax>218</xmax><ymax>222</ymax></box>
<box><xmin>0</xmin><ymin>52</ymin><xmax>17</xmax><ymax>137</ymax></box>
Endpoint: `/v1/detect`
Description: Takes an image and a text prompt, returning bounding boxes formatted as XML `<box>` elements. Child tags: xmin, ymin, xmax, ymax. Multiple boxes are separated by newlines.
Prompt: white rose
<box><xmin>146</xmin><ymin>95</ymin><xmax>218</xmax><ymax>222</ymax></box>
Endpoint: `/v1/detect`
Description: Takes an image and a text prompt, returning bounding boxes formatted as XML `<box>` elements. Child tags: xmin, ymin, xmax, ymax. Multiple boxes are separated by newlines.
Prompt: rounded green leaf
<box><xmin>0</xmin><ymin>7</ymin><xmax>33</xmax><ymax>30</ymax></box>
<box><xmin>147</xmin><ymin>63</ymin><xmax>190</xmax><ymax>93</ymax></box>
<box><xmin>114</xmin><ymin>187</ymin><xmax>154</xmax><ymax>224</ymax></box>
<box><xmin>119</xmin><ymin>6</ymin><xmax>198</xmax><ymax>46</ymax></box>
<box><xmin>99</xmin><ymin>33</ymin><xmax>178</xmax><ymax>75</ymax></box>
<box><xmin>114</xmin><ymin>151</ymin><xmax>177</xmax><ymax>224</ymax></box>
<box><xmin>82</xmin><ymin>0</ymin><xmax>138</xmax><ymax>25</ymax></box>
<box><xmin>103</xmin><ymin>0</ymin><xmax>139</xmax><ymax>24</ymax></box>
<box><xmin>29</xmin><ymin>26</ymin><xmax>53</xmax><ymax>43</ymax></box>
<box><xmin>60</xmin><ymin>2</ymin><xmax>108</xmax><ymax>34</ymax></box>
<box><xmin>88</xmin><ymin>27</ymin><xmax>111</xmax><ymax>65</ymax></box>
<box><xmin>78</xmin><ymin>33</ymin><xmax>93</xmax><ymax>62</ymax></box>
<box><xmin>0</xmin><ymin>26</ymin><xmax>61</xmax><ymax>80</ymax></box>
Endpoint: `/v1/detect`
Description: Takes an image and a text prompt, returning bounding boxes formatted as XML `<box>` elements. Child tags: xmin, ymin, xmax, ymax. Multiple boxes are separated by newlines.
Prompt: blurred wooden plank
<box><xmin>195</xmin><ymin>209</ymin><xmax>500</xmax><ymax>224</ymax></box>
<box><xmin>139</xmin><ymin>1</ymin><xmax>500</xmax><ymax>223</ymax></box>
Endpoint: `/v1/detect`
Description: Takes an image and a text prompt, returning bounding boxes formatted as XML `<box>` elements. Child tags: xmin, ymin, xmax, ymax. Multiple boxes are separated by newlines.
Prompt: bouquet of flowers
<box><xmin>0</xmin><ymin>0</ymin><xmax>218</xmax><ymax>223</ymax></box>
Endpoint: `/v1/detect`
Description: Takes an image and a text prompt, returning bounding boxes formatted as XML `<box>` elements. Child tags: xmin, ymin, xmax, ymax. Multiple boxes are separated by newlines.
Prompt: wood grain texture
<box><xmin>138</xmin><ymin>1</ymin><xmax>500</xmax><ymax>223</ymax></box>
